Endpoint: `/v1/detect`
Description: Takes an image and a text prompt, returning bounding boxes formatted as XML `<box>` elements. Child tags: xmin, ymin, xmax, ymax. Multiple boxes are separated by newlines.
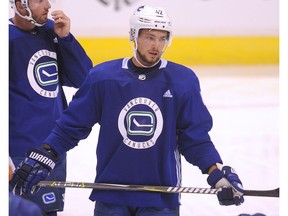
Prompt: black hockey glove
<box><xmin>207</xmin><ymin>164</ymin><xmax>244</xmax><ymax>206</ymax></box>
<box><xmin>9</xmin><ymin>144</ymin><xmax>58</xmax><ymax>195</ymax></box>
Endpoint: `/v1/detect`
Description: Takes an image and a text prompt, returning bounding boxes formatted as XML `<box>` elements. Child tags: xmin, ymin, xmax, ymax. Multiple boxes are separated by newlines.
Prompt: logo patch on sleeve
<box><xmin>42</xmin><ymin>192</ymin><xmax>56</xmax><ymax>204</ymax></box>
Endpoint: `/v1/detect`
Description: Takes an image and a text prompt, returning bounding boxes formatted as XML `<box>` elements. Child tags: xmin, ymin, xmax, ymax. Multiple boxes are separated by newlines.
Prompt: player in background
<box><xmin>8</xmin><ymin>0</ymin><xmax>93</xmax><ymax>215</ymax></box>
<box><xmin>10</xmin><ymin>5</ymin><xmax>244</xmax><ymax>216</ymax></box>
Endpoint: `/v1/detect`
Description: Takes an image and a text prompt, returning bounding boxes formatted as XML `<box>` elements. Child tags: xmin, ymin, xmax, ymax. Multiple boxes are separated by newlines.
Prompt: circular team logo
<box><xmin>27</xmin><ymin>49</ymin><xmax>59</xmax><ymax>98</ymax></box>
<box><xmin>118</xmin><ymin>97</ymin><xmax>163</xmax><ymax>149</ymax></box>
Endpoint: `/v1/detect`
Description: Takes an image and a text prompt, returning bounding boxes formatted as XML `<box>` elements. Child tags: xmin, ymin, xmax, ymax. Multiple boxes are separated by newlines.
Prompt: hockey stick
<box><xmin>37</xmin><ymin>181</ymin><xmax>279</xmax><ymax>198</ymax></box>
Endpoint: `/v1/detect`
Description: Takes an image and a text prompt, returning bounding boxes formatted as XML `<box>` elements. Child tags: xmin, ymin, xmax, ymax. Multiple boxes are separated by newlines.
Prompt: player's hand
<box><xmin>51</xmin><ymin>10</ymin><xmax>70</xmax><ymax>38</ymax></box>
<box><xmin>207</xmin><ymin>164</ymin><xmax>244</xmax><ymax>206</ymax></box>
<box><xmin>9</xmin><ymin>145</ymin><xmax>58</xmax><ymax>195</ymax></box>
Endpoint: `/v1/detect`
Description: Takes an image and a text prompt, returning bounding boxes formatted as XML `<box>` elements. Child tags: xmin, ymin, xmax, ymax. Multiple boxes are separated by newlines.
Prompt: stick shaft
<box><xmin>37</xmin><ymin>181</ymin><xmax>279</xmax><ymax>197</ymax></box>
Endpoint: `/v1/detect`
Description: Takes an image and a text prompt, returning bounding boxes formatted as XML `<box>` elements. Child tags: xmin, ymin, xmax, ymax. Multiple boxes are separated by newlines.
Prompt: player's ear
<box><xmin>15</xmin><ymin>1</ymin><xmax>27</xmax><ymax>15</ymax></box>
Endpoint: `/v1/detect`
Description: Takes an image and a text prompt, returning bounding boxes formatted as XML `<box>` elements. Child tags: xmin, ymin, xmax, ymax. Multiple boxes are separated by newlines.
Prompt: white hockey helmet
<box><xmin>9</xmin><ymin>0</ymin><xmax>46</xmax><ymax>27</ymax></box>
<box><xmin>129</xmin><ymin>5</ymin><xmax>173</xmax><ymax>46</ymax></box>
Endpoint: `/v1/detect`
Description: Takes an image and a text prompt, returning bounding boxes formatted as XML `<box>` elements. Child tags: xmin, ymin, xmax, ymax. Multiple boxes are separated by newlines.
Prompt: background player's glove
<box><xmin>207</xmin><ymin>164</ymin><xmax>244</xmax><ymax>206</ymax></box>
<box><xmin>9</xmin><ymin>144</ymin><xmax>58</xmax><ymax>195</ymax></box>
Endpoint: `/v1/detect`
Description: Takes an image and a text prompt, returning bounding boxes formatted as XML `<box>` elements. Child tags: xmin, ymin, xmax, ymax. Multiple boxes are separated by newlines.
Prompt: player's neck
<box><xmin>129</xmin><ymin>58</ymin><xmax>160</xmax><ymax>74</ymax></box>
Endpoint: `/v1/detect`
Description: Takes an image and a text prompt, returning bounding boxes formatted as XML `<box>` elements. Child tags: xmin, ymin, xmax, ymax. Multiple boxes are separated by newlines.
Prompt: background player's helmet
<box><xmin>9</xmin><ymin>0</ymin><xmax>46</xmax><ymax>26</ymax></box>
<box><xmin>129</xmin><ymin>5</ymin><xmax>173</xmax><ymax>46</ymax></box>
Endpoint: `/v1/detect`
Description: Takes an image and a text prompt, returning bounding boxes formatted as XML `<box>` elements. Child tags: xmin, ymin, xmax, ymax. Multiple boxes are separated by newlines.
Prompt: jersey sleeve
<box><xmin>9</xmin><ymin>192</ymin><xmax>43</xmax><ymax>216</ymax></box>
<box><xmin>43</xmin><ymin>71</ymin><xmax>99</xmax><ymax>155</ymax></box>
<box><xmin>56</xmin><ymin>33</ymin><xmax>93</xmax><ymax>88</ymax></box>
<box><xmin>176</xmin><ymin>75</ymin><xmax>222</xmax><ymax>173</ymax></box>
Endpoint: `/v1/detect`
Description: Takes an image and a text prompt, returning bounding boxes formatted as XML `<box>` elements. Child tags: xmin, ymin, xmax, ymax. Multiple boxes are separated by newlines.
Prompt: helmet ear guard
<box><xmin>129</xmin><ymin>28</ymin><xmax>136</xmax><ymax>41</ymax></box>
<box><xmin>21</xmin><ymin>0</ymin><xmax>28</xmax><ymax>9</ymax></box>
<box><xmin>20</xmin><ymin>0</ymin><xmax>28</xmax><ymax>8</ymax></box>
<box><xmin>10</xmin><ymin>0</ymin><xmax>28</xmax><ymax>10</ymax></box>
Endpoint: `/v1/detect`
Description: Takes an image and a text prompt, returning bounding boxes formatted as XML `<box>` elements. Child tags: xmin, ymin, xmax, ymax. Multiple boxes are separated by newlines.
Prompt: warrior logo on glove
<box><xmin>29</xmin><ymin>151</ymin><xmax>56</xmax><ymax>170</ymax></box>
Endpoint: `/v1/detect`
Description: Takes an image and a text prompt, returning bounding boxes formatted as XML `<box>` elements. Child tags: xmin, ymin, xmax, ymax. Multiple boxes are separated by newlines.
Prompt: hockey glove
<box><xmin>9</xmin><ymin>144</ymin><xmax>58</xmax><ymax>195</ymax></box>
<box><xmin>207</xmin><ymin>164</ymin><xmax>244</xmax><ymax>206</ymax></box>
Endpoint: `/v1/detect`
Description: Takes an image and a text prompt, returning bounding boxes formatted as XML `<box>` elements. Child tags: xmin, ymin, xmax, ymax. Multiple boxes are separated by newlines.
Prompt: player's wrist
<box><xmin>58</xmin><ymin>33</ymin><xmax>72</xmax><ymax>41</ymax></box>
<box><xmin>41</xmin><ymin>143</ymin><xmax>58</xmax><ymax>158</ymax></box>
<box><xmin>207</xmin><ymin>164</ymin><xmax>218</xmax><ymax>174</ymax></box>
<box><xmin>207</xmin><ymin>168</ymin><xmax>224</xmax><ymax>187</ymax></box>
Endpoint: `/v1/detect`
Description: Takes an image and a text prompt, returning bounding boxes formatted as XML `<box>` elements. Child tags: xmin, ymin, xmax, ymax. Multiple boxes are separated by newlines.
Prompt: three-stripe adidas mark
<box><xmin>163</xmin><ymin>90</ymin><xmax>173</xmax><ymax>98</ymax></box>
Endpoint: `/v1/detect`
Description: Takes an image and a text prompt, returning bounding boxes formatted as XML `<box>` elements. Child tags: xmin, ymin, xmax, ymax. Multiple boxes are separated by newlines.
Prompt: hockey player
<box><xmin>10</xmin><ymin>5</ymin><xmax>244</xmax><ymax>216</ymax></box>
<box><xmin>9</xmin><ymin>0</ymin><xmax>92</xmax><ymax>215</ymax></box>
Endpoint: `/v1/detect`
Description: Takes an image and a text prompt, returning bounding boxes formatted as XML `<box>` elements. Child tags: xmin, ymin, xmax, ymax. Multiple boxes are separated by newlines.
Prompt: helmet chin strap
<box><xmin>134</xmin><ymin>49</ymin><xmax>162</xmax><ymax>68</ymax></box>
<box><xmin>14</xmin><ymin>6</ymin><xmax>45</xmax><ymax>27</ymax></box>
<box><xmin>131</xmin><ymin>39</ymin><xmax>165</xmax><ymax>68</ymax></box>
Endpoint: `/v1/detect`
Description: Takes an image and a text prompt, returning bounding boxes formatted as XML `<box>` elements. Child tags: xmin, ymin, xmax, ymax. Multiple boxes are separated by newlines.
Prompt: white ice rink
<box><xmin>58</xmin><ymin>65</ymin><xmax>279</xmax><ymax>216</ymax></box>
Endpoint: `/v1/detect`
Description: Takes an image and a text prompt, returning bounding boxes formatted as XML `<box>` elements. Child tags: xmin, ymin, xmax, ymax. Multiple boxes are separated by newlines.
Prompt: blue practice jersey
<box><xmin>9</xmin><ymin>19</ymin><xmax>92</xmax><ymax>157</ymax></box>
<box><xmin>9</xmin><ymin>192</ymin><xmax>43</xmax><ymax>216</ymax></box>
<box><xmin>44</xmin><ymin>58</ymin><xmax>222</xmax><ymax>208</ymax></box>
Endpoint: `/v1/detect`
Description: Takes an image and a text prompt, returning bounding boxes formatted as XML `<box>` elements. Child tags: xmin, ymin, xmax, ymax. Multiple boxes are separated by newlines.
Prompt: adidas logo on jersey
<box><xmin>163</xmin><ymin>90</ymin><xmax>173</xmax><ymax>98</ymax></box>
<box><xmin>53</xmin><ymin>37</ymin><xmax>58</xmax><ymax>43</ymax></box>
<box><xmin>28</xmin><ymin>151</ymin><xmax>56</xmax><ymax>170</ymax></box>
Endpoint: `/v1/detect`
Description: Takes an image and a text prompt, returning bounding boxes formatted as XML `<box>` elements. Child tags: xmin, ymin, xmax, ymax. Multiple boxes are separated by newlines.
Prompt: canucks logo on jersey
<box><xmin>27</xmin><ymin>49</ymin><xmax>59</xmax><ymax>98</ymax></box>
<box><xmin>118</xmin><ymin>97</ymin><xmax>163</xmax><ymax>149</ymax></box>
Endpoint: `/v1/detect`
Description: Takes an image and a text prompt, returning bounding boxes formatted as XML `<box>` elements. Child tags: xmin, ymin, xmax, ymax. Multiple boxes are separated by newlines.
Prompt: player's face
<box><xmin>29</xmin><ymin>0</ymin><xmax>51</xmax><ymax>24</ymax></box>
<box><xmin>136</xmin><ymin>29</ymin><xmax>169</xmax><ymax>67</ymax></box>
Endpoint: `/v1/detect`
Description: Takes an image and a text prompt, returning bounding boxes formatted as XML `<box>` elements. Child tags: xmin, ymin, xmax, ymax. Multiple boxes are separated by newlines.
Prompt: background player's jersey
<box><xmin>45</xmin><ymin>58</ymin><xmax>222</xmax><ymax>208</ymax></box>
<box><xmin>9</xmin><ymin>19</ymin><xmax>92</xmax><ymax>157</ymax></box>
<box><xmin>9</xmin><ymin>192</ymin><xmax>43</xmax><ymax>216</ymax></box>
